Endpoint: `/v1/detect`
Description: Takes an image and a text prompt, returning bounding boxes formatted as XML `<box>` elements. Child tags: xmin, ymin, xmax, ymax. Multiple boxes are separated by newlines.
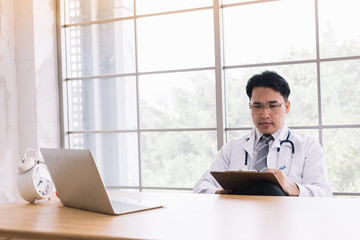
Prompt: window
<box><xmin>58</xmin><ymin>0</ymin><xmax>360</xmax><ymax>195</ymax></box>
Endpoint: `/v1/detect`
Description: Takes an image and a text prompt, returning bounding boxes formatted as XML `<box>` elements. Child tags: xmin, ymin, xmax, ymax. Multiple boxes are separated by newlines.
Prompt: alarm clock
<box><xmin>17</xmin><ymin>148</ymin><xmax>54</xmax><ymax>204</ymax></box>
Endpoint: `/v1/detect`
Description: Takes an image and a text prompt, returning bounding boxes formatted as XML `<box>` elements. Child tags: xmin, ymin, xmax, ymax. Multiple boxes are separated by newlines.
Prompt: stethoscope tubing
<box><xmin>278</xmin><ymin>130</ymin><xmax>294</xmax><ymax>154</ymax></box>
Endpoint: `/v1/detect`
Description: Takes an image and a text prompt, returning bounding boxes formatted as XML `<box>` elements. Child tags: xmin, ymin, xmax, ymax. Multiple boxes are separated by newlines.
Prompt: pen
<box><xmin>279</xmin><ymin>165</ymin><xmax>286</xmax><ymax>170</ymax></box>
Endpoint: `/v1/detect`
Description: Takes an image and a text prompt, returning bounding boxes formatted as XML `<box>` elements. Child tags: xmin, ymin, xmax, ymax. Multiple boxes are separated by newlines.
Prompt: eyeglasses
<box><xmin>249</xmin><ymin>102</ymin><xmax>285</xmax><ymax>113</ymax></box>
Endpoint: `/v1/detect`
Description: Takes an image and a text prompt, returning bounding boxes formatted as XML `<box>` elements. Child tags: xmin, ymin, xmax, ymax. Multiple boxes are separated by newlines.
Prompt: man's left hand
<box><xmin>266</xmin><ymin>168</ymin><xmax>300</xmax><ymax>196</ymax></box>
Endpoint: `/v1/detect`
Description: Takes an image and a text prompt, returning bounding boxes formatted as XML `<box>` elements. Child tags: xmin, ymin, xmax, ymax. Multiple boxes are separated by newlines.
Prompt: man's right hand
<box><xmin>215</xmin><ymin>188</ymin><xmax>233</xmax><ymax>194</ymax></box>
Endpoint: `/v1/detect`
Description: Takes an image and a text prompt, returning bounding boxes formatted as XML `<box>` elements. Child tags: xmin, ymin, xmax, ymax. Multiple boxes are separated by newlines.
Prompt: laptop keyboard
<box><xmin>111</xmin><ymin>200</ymin><xmax>149</xmax><ymax>214</ymax></box>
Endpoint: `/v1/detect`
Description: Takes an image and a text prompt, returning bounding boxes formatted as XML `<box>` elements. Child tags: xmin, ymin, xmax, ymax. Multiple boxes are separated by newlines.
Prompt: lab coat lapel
<box><xmin>243</xmin><ymin>129</ymin><xmax>256</xmax><ymax>161</ymax></box>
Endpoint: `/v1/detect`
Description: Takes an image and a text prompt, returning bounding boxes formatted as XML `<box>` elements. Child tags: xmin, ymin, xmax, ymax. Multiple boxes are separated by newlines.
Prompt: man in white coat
<box><xmin>193</xmin><ymin>71</ymin><xmax>332</xmax><ymax>197</ymax></box>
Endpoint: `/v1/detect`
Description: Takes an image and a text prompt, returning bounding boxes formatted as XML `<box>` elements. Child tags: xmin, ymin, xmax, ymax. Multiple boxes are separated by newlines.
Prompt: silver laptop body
<box><xmin>40</xmin><ymin>148</ymin><xmax>163</xmax><ymax>215</ymax></box>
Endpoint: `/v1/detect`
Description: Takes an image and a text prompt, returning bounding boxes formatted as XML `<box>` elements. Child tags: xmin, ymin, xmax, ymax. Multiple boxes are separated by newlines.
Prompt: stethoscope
<box><xmin>242</xmin><ymin>130</ymin><xmax>295</xmax><ymax>174</ymax></box>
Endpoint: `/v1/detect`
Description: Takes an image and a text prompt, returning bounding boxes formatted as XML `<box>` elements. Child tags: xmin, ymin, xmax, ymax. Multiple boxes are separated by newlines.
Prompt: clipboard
<box><xmin>210</xmin><ymin>171</ymin><xmax>284</xmax><ymax>194</ymax></box>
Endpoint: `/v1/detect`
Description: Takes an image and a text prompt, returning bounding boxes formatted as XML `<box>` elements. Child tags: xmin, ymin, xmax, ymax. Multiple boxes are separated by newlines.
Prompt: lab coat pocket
<box><xmin>277</xmin><ymin>144</ymin><xmax>293</xmax><ymax>176</ymax></box>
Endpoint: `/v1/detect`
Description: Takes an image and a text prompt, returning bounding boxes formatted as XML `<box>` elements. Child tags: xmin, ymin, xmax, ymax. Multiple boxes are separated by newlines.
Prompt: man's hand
<box><xmin>266</xmin><ymin>168</ymin><xmax>300</xmax><ymax>196</ymax></box>
<box><xmin>215</xmin><ymin>188</ymin><xmax>233</xmax><ymax>194</ymax></box>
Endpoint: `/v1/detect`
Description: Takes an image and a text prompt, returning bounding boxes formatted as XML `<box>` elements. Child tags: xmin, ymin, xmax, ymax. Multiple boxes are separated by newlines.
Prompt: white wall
<box><xmin>0</xmin><ymin>0</ymin><xmax>59</xmax><ymax>203</ymax></box>
<box><xmin>0</xmin><ymin>0</ymin><xmax>20</xmax><ymax>203</ymax></box>
<box><xmin>15</xmin><ymin>0</ymin><xmax>60</xmax><ymax>150</ymax></box>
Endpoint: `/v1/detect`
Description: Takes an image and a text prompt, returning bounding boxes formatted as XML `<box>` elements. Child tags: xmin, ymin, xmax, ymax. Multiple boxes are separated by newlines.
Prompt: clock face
<box><xmin>33</xmin><ymin>165</ymin><xmax>53</xmax><ymax>198</ymax></box>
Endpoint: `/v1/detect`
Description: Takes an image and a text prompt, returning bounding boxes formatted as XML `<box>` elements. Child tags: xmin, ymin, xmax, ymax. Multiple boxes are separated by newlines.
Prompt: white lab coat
<box><xmin>193</xmin><ymin>125</ymin><xmax>332</xmax><ymax>197</ymax></box>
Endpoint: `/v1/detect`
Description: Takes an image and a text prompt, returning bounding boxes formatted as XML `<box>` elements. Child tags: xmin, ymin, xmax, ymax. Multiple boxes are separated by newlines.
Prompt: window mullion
<box><xmin>213</xmin><ymin>0</ymin><xmax>226</xmax><ymax>150</ymax></box>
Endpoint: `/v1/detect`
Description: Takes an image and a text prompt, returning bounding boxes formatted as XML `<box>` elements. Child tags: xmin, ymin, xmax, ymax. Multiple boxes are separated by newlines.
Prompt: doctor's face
<box><xmin>249</xmin><ymin>87</ymin><xmax>290</xmax><ymax>135</ymax></box>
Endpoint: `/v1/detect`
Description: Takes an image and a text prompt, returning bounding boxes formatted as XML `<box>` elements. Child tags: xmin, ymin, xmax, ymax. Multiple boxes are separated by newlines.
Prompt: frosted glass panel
<box><xmin>137</xmin><ymin>10</ymin><xmax>214</xmax><ymax>72</ymax></box>
<box><xmin>65</xmin><ymin>20</ymin><xmax>135</xmax><ymax>77</ymax></box>
<box><xmin>141</xmin><ymin>131</ymin><xmax>217</xmax><ymax>188</ymax></box>
<box><xmin>323</xmin><ymin>129</ymin><xmax>360</xmax><ymax>192</ymax></box>
<box><xmin>223</xmin><ymin>0</ymin><xmax>316</xmax><ymax>65</ymax></box>
<box><xmin>139</xmin><ymin>71</ymin><xmax>216</xmax><ymax>129</ymax></box>
<box><xmin>321</xmin><ymin>60</ymin><xmax>360</xmax><ymax>125</ymax></box>
<box><xmin>319</xmin><ymin>0</ymin><xmax>360</xmax><ymax>58</ymax></box>
<box><xmin>69</xmin><ymin>133</ymin><xmax>139</xmax><ymax>187</ymax></box>
<box><xmin>67</xmin><ymin>77</ymin><xmax>137</xmax><ymax>131</ymax></box>
<box><xmin>136</xmin><ymin>0</ymin><xmax>212</xmax><ymax>15</ymax></box>
<box><xmin>65</xmin><ymin>0</ymin><xmax>134</xmax><ymax>24</ymax></box>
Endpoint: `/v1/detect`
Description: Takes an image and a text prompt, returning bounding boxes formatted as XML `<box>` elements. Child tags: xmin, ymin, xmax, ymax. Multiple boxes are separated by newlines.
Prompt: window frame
<box><xmin>56</xmin><ymin>0</ymin><xmax>360</xmax><ymax>196</ymax></box>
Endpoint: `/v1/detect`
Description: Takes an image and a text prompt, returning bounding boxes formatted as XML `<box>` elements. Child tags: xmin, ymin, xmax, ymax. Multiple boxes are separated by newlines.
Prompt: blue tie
<box><xmin>255</xmin><ymin>135</ymin><xmax>273</xmax><ymax>172</ymax></box>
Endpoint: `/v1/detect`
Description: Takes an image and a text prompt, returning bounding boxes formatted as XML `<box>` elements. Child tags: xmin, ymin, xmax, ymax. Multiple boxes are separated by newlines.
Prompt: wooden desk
<box><xmin>0</xmin><ymin>192</ymin><xmax>359</xmax><ymax>240</ymax></box>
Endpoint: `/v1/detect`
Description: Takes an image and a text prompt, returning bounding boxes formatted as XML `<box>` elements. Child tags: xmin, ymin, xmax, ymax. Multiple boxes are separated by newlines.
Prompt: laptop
<box><xmin>40</xmin><ymin>148</ymin><xmax>163</xmax><ymax>215</ymax></box>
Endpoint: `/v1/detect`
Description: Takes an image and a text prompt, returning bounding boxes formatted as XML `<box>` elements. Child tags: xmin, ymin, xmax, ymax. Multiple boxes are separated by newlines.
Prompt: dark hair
<box><xmin>246</xmin><ymin>70</ymin><xmax>291</xmax><ymax>101</ymax></box>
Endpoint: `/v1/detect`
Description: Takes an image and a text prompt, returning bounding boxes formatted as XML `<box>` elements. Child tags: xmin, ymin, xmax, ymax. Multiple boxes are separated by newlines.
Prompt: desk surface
<box><xmin>0</xmin><ymin>192</ymin><xmax>359</xmax><ymax>240</ymax></box>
